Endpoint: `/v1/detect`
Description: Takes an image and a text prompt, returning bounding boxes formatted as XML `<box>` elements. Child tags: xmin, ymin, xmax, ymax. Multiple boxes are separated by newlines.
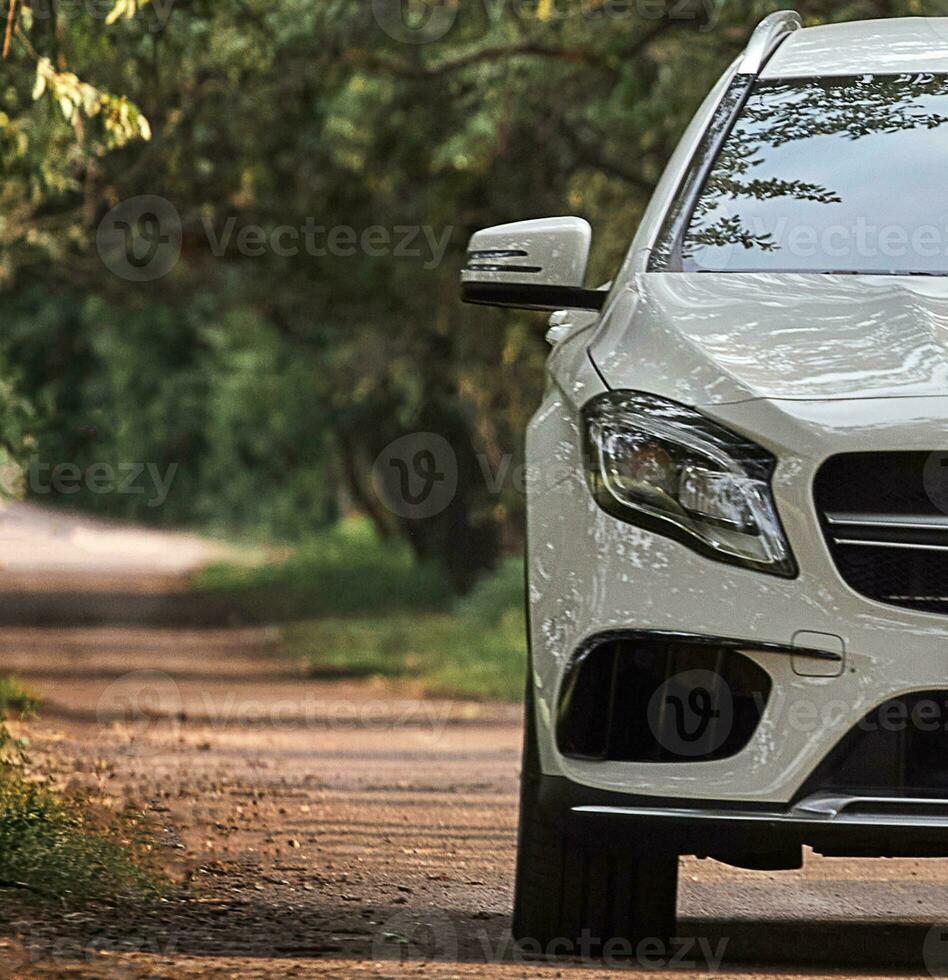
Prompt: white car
<box><xmin>463</xmin><ymin>11</ymin><xmax>948</xmax><ymax>955</ymax></box>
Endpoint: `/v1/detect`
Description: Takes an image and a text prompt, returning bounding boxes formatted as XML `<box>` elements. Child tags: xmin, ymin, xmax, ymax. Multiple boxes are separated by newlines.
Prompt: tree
<box><xmin>0</xmin><ymin>0</ymin><xmax>928</xmax><ymax>587</ymax></box>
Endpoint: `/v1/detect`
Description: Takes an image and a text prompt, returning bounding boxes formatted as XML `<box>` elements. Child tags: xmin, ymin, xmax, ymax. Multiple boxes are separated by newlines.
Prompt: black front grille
<box><xmin>814</xmin><ymin>452</ymin><xmax>948</xmax><ymax>615</ymax></box>
<box><xmin>797</xmin><ymin>691</ymin><xmax>948</xmax><ymax>799</ymax></box>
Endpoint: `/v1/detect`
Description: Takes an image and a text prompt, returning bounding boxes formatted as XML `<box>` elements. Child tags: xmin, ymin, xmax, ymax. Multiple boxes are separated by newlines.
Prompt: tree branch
<box><xmin>348</xmin><ymin>43</ymin><xmax>607</xmax><ymax>80</ymax></box>
<box><xmin>2</xmin><ymin>0</ymin><xmax>17</xmax><ymax>59</ymax></box>
<box><xmin>560</xmin><ymin>121</ymin><xmax>655</xmax><ymax>192</ymax></box>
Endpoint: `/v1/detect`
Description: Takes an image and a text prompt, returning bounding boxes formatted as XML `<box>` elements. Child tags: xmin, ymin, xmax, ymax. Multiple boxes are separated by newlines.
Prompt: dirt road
<box><xmin>1</xmin><ymin>506</ymin><xmax>948</xmax><ymax>977</ymax></box>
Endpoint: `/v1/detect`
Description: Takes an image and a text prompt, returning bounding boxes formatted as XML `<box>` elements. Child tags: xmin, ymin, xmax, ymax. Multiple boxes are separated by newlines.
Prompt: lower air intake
<box><xmin>556</xmin><ymin>633</ymin><xmax>771</xmax><ymax>764</ymax></box>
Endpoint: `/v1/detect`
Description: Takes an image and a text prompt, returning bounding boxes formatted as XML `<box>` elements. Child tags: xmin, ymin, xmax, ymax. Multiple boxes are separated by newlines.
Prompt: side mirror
<box><xmin>460</xmin><ymin>217</ymin><xmax>606</xmax><ymax>312</ymax></box>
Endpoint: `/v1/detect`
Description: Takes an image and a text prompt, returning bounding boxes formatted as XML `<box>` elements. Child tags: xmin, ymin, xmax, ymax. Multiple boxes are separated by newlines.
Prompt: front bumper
<box><xmin>526</xmin><ymin>392</ymin><xmax>948</xmax><ymax>806</ymax></box>
<box><xmin>541</xmin><ymin>773</ymin><xmax>948</xmax><ymax>863</ymax></box>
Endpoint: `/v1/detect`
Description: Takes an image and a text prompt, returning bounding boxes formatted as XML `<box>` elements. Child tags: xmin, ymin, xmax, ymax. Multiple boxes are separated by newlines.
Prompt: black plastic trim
<box><xmin>461</xmin><ymin>281</ymin><xmax>607</xmax><ymax>312</ymax></box>
<box><xmin>556</xmin><ymin>632</ymin><xmax>773</xmax><ymax>764</ymax></box>
<box><xmin>568</xmin><ymin>628</ymin><xmax>842</xmax><ymax>667</ymax></box>
<box><xmin>537</xmin><ymin>772</ymin><xmax>948</xmax><ymax>860</ymax></box>
<box><xmin>468</xmin><ymin>249</ymin><xmax>529</xmax><ymax>258</ymax></box>
<box><xmin>465</xmin><ymin>263</ymin><xmax>543</xmax><ymax>274</ymax></box>
<box><xmin>648</xmin><ymin>73</ymin><xmax>756</xmax><ymax>272</ymax></box>
<box><xmin>554</xmin><ymin>630</ymin><xmax>838</xmax><ymax>766</ymax></box>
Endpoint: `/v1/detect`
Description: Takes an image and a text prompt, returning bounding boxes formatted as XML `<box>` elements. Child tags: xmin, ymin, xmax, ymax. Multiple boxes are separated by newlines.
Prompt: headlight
<box><xmin>582</xmin><ymin>391</ymin><xmax>796</xmax><ymax>577</ymax></box>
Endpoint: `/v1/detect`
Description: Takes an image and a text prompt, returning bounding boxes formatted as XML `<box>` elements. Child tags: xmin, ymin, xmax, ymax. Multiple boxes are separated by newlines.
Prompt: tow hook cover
<box><xmin>792</xmin><ymin>631</ymin><xmax>845</xmax><ymax>678</ymax></box>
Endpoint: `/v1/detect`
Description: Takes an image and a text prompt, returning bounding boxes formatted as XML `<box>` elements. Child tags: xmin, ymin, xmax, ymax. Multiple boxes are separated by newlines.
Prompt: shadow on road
<box><xmin>12</xmin><ymin>896</ymin><xmax>940</xmax><ymax>974</ymax></box>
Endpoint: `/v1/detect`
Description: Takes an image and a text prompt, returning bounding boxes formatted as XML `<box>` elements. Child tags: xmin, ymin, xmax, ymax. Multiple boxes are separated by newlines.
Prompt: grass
<box><xmin>193</xmin><ymin>518</ymin><xmax>454</xmax><ymax>620</ymax></box>
<box><xmin>0</xmin><ymin>675</ymin><xmax>38</xmax><ymax>717</ymax></box>
<box><xmin>0</xmin><ymin>677</ymin><xmax>163</xmax><ymax>907</ymax></box>
<box><xmin>0</xmin><ymin>773</ymin><xmax>163</xmax><ymax>906</ymax></box>
<box><xmin>284</xmin><ymin>558</ymin><xmax>527</xmax><ymax>701</ymax></box>
<box><xmin>196</xmin><ymin>520</ymin><xmax>528</xmax><ymax>701</ymax></box>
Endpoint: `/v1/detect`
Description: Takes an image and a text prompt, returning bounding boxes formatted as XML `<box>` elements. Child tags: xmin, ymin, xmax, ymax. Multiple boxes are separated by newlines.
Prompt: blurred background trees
<box><xmin>0</xmin><ymin>0</ymin><xmax>926</xmax><ymax>589</ymax></box>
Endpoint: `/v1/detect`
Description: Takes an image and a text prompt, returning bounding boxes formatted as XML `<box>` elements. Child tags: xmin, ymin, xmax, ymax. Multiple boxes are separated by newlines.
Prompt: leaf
<box><xmin>106</xmin><ymin>0</ymin><xmax>153</xmax><ymax>24</ymax></box>
<box><xmin>105</xmin><ymin>0</ymin><xmax>127</xmax><ymax>25</ymax></box>
<box><xmin>31</xmin><ymin>59</ymin><xmax>49</xmax><ymax>101</ymax></box>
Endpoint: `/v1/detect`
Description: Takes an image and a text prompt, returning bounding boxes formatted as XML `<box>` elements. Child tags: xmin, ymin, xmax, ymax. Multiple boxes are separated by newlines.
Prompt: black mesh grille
<box><xmin>814</xmin><ymin>452</ymin><xmax>948</xmax><ymax>615</ymax></box>
<box><xmin>797</xmin><ymin>691</ymin><xmax>948</xmax><ymax>799</ymax></box>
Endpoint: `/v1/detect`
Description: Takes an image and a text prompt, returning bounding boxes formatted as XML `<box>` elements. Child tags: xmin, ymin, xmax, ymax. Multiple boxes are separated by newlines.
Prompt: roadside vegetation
<box><xmin>194</xmin><ymin>520</ymin><xmax>527</xmax><ymax>702</ymax></box>
<box><xmin>194</xmin><ymin>519</ymin><xmax>455</xmax><ymax>619</ymax></box>
<box><xmin>0</xmin><ymin>680</ymin><xmax>163</xmax><ymax>907</ymax></box>
<box><xmin>0</xmin><ymin>676</ymin><xmax>36</xmax><ymax>717</ymax></box>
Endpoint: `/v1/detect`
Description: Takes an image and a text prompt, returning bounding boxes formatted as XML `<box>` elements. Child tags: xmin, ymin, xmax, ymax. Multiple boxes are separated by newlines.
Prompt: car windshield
<box><xmin>681</xmin><ymin>74</ymin><xmax>948</xmax><ymax>275</ymax></box>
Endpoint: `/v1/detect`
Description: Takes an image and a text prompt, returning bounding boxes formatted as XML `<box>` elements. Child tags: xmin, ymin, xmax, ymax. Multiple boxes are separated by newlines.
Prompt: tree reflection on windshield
<box><xmin>682</xmin><ymin>74</ymin><xmax>948</xmax><ymax>274</ymax></box>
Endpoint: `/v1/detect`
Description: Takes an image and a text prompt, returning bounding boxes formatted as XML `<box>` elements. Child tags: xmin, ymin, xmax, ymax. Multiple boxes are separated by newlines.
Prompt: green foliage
<box><xmin>0</xmin><ymin>677</ymin><xmax>159</xmax><ymax>906</ymax></box>
<box><xmin>0</xmin><ymin>676</ymin><xmax>37</xmax><ymax>718</ymax></box>
<box><xmin>284</xmin><ymin>599</ymin><xmax>526</xmax><ymax>702</ymax></box>
<box><xmin>202</xmin><ymin>529</ymin><xmax>527</xmax><ymax>699</ymax></box>
<box><xmin>194</xmin><ymin>518</ymin><xmax>454</xmax><ymax>618</ymax></box>
<box><xmin>0</xmin><ymin>676</ymin><xmax>36</xmax><ymax>768</ymax></box>
<box><xmin>0</xmin><ymin>770</ymin><xmax>162</xmax><ymax>906</ymax></box>
<box><xmin>455</xmin><ymin>557</ymin><xmax>524</xmax><ymax>626</ymax></box>
<box><xmin>0</xmin><ymin>0</ymin><xmax>152</xmax><ymax>286</ymax></box>
<box><xmin>203</xmin><ymin>521</ymin><xmax>526</xmax><ymax>700</ymax></box>
<box><xmin>429</xmin><ymin>559</ymin><xmax>527</xmax><ymax>700</ymax></box>
<box><xmin>196</xmin><ymin>310</ymin><xmax>338</xmax><ymax>538</ymax></box>
<box><xmin>0</xmin><ymin>288</ymin><xmax>336</xmax><ymax>537</ymax></box>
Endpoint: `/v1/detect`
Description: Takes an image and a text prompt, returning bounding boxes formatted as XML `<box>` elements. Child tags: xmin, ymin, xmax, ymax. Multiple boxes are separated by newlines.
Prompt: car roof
<box><xmin>761</xmin><ymin>17</ymin><xmax>948</xmax><ymax>79</ymax></box>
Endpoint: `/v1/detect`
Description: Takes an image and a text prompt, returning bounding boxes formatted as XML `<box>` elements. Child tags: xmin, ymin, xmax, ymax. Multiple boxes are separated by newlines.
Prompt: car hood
<box><xmin>588</xmin><ymin>273</ymin><xmax>948</xmax><ymax>406</ymax></box>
